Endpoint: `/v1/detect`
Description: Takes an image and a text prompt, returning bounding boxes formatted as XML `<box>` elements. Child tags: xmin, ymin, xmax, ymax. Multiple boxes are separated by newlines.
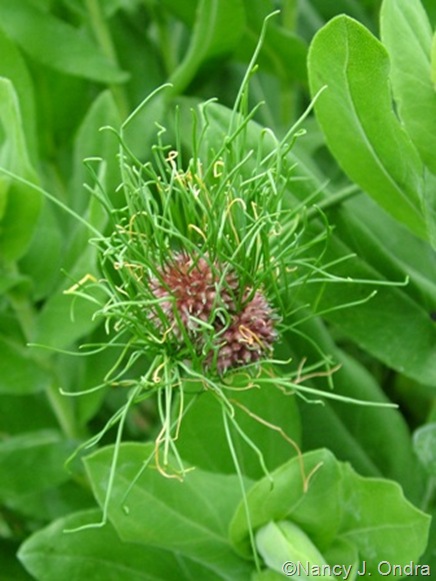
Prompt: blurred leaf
<box><xmin>69</xmin><ymin>90</ymin><xmax>122</xmax><ymax>215</ymax></box>
<box><xmin>308</xmin><ymin>15</ymin><xmax>428</xmax><ymax>240</ymax></box>
<box><xmin>381</xmin><ymin>0</ymin><xmax>436</xmax><ymax>175</ymax></box>
<box><xmin>84</xmin><ymin>442</ymin><xmax>253</xmax><ymax>580</ymax></box>
<box><xmin>413</xmin><ymin>423</ymin><xmax>436</xmax><ymax>476</ymax></box>
<box><xmin>33</xmin><ymin>185</ymin><xmax>109</xmax><ymax>350</ymax></box>
<box><xmin>0</xmin><ymin>0</ymin><xmax>128</xmax><ymax>83</ymax></box>
<box><xmin>432</xmin><ymin>31</ymin><xmax>436</xmax><ymax>86</ymax></box>
<box><xmin>159</xmin><ymin>0</ymin><xmax>197</xmax><ymax>24</ymax></box>
<box><xmin>168</xmin><ymin>0</ymin><xmax>246</xmax><ymax>95</ymax></box>
<box><xmin>0</xmin><ymin>28</ymin><xmax>37</xmax><ymax>161</ymax></box>
<box><xmin>33</xmin><ymin>282</ymin><xmax>106</xmax><ymax>351</ymax></box>
<box><xmin>0</xmin><ymin>540</ymin><xmax>33</xmax><ymax>580</ymax></box>
<box><xmin>237</xmin><ymin>1</ymin><xmax>308</xmax><ymax>84</ymax></box>
<box><xmin>18</xmin><ymin>203</ymin><xmax>63</xmax><ymax>301</ymax></box>
<box><xmin>0</xmin><ymin>392</ymin><xmax>57</xmax><ymax>434</ymax></box>
<box><xmin>7</xmin><ymin>480</ymin><xmax>95</xmax><ymax>522</ymax></box>
<box><xmin>0</xmin><ymin>336</ymin><xmax>51</xmax><ymax>395</ymax></box>
<box><xmin>0</xmin><ymin>431</ymin><xmax>74</xmax><ymax>505</ymax></box>
<box><xmin>0</xmin><ymin>78</ymin><xmax>41</xmax><ymax>262</ymax></box>
<box><xmin>19</xmin><ymin>509</ymin><xmax>232</xmax><ymax>581</ymax></box>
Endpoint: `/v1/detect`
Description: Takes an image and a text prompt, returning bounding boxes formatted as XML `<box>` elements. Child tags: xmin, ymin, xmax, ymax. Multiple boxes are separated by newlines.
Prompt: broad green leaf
<box><xmin>84</xmin><ymin>442</ymin><xmax>253</xmax><ymax>580</ymax></box>
<box><xmin>0</xmin><ymin>78</ymin><xmax>41</xmax><ymax>262</ymax></box>
<box><xmin>413</xmin><ymin>423</ymin><xmax>436</xmax><ymax>476</ymax></box>
<box><xmin>0</xmin><ymin>336</ymin><xmax>51</xmax><ymax>395</ymax></box>
<box><xmin>0</xmin><ymin>0</ymin><xmax>128</xmax><ymax>83</ymax></box>
<box><xmin>381</xmin><ymin>0</ymin><xmax>436</xmax><ymax>175</ymax></box>
<box><xmin>230</xmin><ymin>449</ymin><xmax>342</xmax><ymax>557</ymax></box>
<box><xmin>19</xmin><ymin>509</ymin><xmax>228</xmax><ymax>581</ymax></box>
<box><xmin>0</xmin><ymin>431</ymin><xmax>74</xmax><ymax>503</ymax></box>
<box><xmin>230</xmin><ymin>450</ymin><xmax>430</xmax><ymax>573</ymax></box>
<box><xmin>308</xmin><ymin>15</ymin><xmax>427</xmax><ymax>239</ymax></box>
<box><xmin>340</xmin><ymin>463</ymin><xmax>430</xmax><ymax>575</ymax></box>
<box><xmin>176</xmin><ymin>376</ymin><xmax>301</xmax><ymax>480</ymax></box>
<box><xmin>168</xmin><ymin>0</ymin><xmax>246</xmax><ymax>95</ymax></box>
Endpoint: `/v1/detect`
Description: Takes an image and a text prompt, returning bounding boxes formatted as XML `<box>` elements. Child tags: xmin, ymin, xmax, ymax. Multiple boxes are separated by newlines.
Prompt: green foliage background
<box><xmin>0</xmin><ymin>0</ymin><xmax>435</xmax><ymax>578</ymax></box>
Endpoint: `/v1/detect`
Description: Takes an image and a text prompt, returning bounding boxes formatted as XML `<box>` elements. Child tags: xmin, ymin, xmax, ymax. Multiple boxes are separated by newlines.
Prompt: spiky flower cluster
<box><xmin>149</xmin><ymin>251</ymin><xmax>277</xmax><ymax>374</ymax></box>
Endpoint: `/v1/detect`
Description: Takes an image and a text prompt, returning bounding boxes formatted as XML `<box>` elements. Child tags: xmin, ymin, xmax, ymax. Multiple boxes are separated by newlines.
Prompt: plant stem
<box><xmin>85</xmin><ymin>0</ymin><xmax>130</xmax><ymax>119</ymax></box>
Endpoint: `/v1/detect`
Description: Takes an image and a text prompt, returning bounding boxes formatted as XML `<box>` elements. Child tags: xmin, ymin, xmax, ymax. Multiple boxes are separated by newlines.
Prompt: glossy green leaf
<box><xmin>0</xmin><ymin>78</ymin><xmax>41</xmax><ymax>262</ymax></box>
<box><xmin>84</xmin><ymin>442</ymin><xmax>253</xmax><ymax>580</ymax></box>
<box><xmin>0</xmin><ymin>0</ymin><xmax>128</xmax><ymax>83</ymax></box>
<box><xmin>168</xmin><ymin>0</ymin><xmax>246</xmax><ymax>95</ymax></box>
<box><xmin>381</xmin><ymin>0</ymin><xmax>436</xmax><ymax>174</ymax></box>
<box><xmin>0</xmin><ymin>336</ymin><xmax>50</xmax><ymax>395</ymax></box>
<box><xmin>308</xmin><ymin>15</ymin><xmax>427</xmax><ymax>239</ymax></box>
<box><xmin>19</xmin><ymin>509</ymin><xmax>226</xmax><ymax>581</ymax></box>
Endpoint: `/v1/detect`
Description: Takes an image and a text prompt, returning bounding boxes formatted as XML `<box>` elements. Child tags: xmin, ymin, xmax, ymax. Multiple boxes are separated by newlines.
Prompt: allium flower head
<box><xmin>148</xmin><ymin>250</ymin><xmax>277</xmax><ymax>374</ymax></box>
<box><xmin>212</xmin><ymin>290</ymin><xmax>278</xmax><ymax>374</ymax></box>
